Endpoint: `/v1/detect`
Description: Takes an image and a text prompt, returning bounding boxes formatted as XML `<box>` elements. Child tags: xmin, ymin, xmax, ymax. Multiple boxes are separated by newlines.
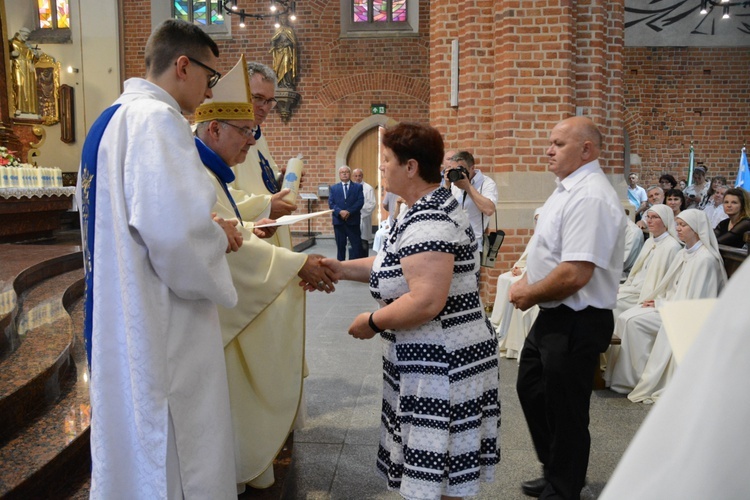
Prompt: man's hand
<box><xmin>270</xmin><ymin>189</ymin><xmax>297</xmax><ymax>219</ymax></box>
<box><xmin>253</xmin><ymin>218</ymin><xmax>277</xmax><ymax>239</ymax></box>
<box><xmin>213</xmin><ymin>213</ymin><xmax>243</xmax><ymax>253</ymax></box>
<box><xmin>339</xmin><ymin>209</ymin><xmax>350</xmax><ymax>221</ymax></box>
<box><xmin>298</xmin><ymin>254</ymin><xmax>337</xmax><ymax>293</ymax></box>
<box><xmin>452</xmin><ymin>173</ymin><xmax>471</xmax><ymax>192</ymax></box>
<box><xmin>509</xmin><ymin>275</ymin><xmax>534</xmax><ymax>311</ymax></box>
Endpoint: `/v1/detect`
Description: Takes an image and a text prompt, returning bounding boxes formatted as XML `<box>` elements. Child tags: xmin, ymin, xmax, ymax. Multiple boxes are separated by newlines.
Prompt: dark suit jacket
<box><xmin>328</xmin><ymin>181</ymin><xmax>364</xmax><ymax>226</ymax></box>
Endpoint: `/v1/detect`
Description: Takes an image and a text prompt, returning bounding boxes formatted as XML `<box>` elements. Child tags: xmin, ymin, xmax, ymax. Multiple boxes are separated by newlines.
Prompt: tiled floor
<box><xmin>295</xmin><ymin>238</ymin><xmax>651</xmax><ymax>500</ymax></box>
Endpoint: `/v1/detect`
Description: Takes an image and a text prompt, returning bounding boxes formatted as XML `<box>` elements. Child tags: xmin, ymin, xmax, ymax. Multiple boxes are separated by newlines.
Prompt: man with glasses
<box><xmin>229</xmin><ymin>60</ymin><xmax>313</xmax><ymax>489</ymax></box>
<box><xmin>76</xmin><ymin>19</ymin><xmax>241</xmax><ymax>499</ymax></box>
<box><xmin>231</xmin><ymin>62</ymin><xmax>296</xmax><ymax>232</ymax></box>
<box><xmin>193</xmin><ymin>56</ymin><xmax>335</xmax><ymax>494</ymax></box>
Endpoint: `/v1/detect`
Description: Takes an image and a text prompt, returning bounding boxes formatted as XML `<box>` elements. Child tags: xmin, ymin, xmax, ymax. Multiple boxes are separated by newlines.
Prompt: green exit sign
<box><xmin>371</xmin><ymin>104</ymin><xmax>386</xmax><ymax>115</ymax></box>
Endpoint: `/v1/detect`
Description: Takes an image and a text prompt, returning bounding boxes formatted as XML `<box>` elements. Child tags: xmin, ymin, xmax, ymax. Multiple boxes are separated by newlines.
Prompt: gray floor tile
<box><xmin>292</xmin><ymin>442</ymin><xmax>342</xmax><ymax>499</ymax></box>
<box><xmin>296</xmin><ymin>239</ymin><xmax>648</xmax><ymax>499</ymax></box>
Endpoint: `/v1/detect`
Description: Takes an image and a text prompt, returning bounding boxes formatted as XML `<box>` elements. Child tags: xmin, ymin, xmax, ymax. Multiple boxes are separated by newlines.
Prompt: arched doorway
<box><xmin>336</xmin><ymin>115</ymin><xmax>398</xmax><ymax>226</ymax></box>
<box><xmin>346</xmin><ymin>125</ymin><xmax>380</xmax><ymax>192</ymax></box>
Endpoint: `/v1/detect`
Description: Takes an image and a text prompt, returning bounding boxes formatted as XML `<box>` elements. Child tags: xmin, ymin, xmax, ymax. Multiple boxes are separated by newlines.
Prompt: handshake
<box><xmin>298</xmin><ymin>254</ymin><xmax>341</xmax><ymax>293</ymax></box>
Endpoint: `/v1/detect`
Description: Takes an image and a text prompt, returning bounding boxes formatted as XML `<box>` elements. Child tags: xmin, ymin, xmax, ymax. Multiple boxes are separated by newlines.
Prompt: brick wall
<box><xmin>121</xmin><ymin>0</ymin><xmax>430</xmax><ymax>237</ymax></box>
<box><xmin>624</xmin><ymin>47</ymin><xmax>750</xmax><ymax>187</ymax></box>
<box><xmin>429</xmin><ymin>1</ymin><xmax>626</xmax><ymax>304</ymax></box>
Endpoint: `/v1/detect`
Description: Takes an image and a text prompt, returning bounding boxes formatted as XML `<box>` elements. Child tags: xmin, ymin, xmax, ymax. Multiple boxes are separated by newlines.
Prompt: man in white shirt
<box><xmin>509</xmin><ymin>116</ymin><xmax>626</xmax><ymax>500</ymax></box>
<box><xmin>627</xmin><ymin>172</ymin><xmax>648</xmax><ymax>221</ymax></box>
<box><xmin>444</xmin><ymin>151</ymin><xmax>498</xmax><ymax>242</ymax></box>
<box><xmin>352</xmin><ymin>168</ymin><xmax>376</xmax><ymax>254</ymax></box>
<box><xmin>635</xmin><ymin>186</ymin><xmax>664</xmax><ymax>230</ymax></box>
<box><xmin>703</xmin><ymin>184</ymin><xmax>728</xmax><ymax>229</ymax></box>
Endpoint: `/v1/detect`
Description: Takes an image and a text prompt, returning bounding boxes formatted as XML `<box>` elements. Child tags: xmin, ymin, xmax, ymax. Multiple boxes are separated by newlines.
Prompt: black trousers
<box><xmin>333</xmin><ymin>223</ymin><xmax>362</xmax><ymax>261</ymax></box>
<box><xmin>516</xmin><ymin>305</ymin><xmax>613</xmax><ymax>500</ymax></box>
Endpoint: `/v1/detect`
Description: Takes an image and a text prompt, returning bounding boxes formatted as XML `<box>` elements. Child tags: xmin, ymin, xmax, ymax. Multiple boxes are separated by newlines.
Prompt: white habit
<box><xmin>607</xmin><ymin>210</ymin><xmax>725</xmax><ymax>401</ymax></box>
<box><xmin>612</xmin><ymin>205</ymin><xmax>681</xmax><ymax>321</ymax></box>
<box><xmin>78</xmin><ymin>78</ymin><xmax>237</xmax><ymax>499</ymax></box>
<box><xmin>600</xmin><ymin>258</ymin><xmax>750</xmax><ymax>500</ymax></box>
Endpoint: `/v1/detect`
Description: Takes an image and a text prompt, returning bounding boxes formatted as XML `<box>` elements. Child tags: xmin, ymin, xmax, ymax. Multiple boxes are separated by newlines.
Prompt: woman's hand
<box><xmin>348</xmin><ymin>312</ymin><xmax>377</xmax><ymax>340</ymax></box>
<box><xmin>642</xmin><ymin>300</ymin><xmax>655</xmax><ymax>308</ymax></box>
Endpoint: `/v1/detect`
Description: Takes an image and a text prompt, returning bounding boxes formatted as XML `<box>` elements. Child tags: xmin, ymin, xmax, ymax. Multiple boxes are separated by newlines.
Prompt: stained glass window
<box><xmin>353</xmin><ymin>0</ymin><xmax>368</xmax><ymax>22</ymax></box>
<box><xmin>172</xmin><ymin>0</ymin><xmax>224</xmax><ymax>26</ymax></box>
<box><xmin>37</xmin><ymin>0</ymin><xmax>70</xmax><ymax>30</ymax></box>
<box><xmin>392</xmin><ymin>0</ymin><xmax>406</xmax><ymax>22</ymax></box>
<box><xmin>352</xmin><ymin>0</ymin><xmax>407</xmax><ymax>24</ymax></box>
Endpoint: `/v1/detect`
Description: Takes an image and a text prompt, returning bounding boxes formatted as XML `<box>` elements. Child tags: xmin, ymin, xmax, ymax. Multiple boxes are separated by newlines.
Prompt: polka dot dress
<box><xmin>371</xmin><ymin>187</ymin><xmax>500</xmax><ymax>499</ymax></box>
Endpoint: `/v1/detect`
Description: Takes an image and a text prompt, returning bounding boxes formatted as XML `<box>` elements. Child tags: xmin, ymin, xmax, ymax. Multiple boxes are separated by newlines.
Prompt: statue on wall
<box><xmin>270</xmin><ymin>23</ymin><xmax>298</xmax><ymax>89</ymax></box>
<box><xmin>35</xmin><ymin>53</ymin><xmax>60</xmax><ymax>125</ymax></box>
<box><xmin>10</xmin><ymin>27</ymin><xmax>40</xmax><ymax>116</ymax></box>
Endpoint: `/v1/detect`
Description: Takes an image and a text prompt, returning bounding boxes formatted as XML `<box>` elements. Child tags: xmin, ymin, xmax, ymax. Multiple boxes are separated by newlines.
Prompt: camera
<box><xmin>446</xmin><ymin>166</ymin><xmax>469</xmax><ymax>183</ymax></box>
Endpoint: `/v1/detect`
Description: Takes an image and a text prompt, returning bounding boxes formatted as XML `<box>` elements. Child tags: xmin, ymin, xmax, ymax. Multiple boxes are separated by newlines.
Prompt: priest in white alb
<box><xmin>76</xmin><ymin>20</ymin><xmax>240</xmax><ymax>499</ymax></box>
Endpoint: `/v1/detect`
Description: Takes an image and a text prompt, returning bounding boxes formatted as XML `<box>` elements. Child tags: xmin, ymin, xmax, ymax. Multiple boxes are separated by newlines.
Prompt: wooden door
<box><xmin>346</xmin><ymin>126</ymin><xmax>382</xmax><ymax>224</ymax></box>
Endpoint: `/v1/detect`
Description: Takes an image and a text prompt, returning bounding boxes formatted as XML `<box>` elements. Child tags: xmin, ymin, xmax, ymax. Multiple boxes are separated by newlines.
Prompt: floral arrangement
<box><xmin>0</xmin><ymin>146</ymin><xmax>23</xmax><ymax>167</ymax></box>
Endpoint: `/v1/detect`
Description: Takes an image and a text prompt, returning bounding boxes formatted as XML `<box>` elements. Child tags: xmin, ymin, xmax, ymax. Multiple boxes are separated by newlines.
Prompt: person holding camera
<box><xmin>444</xmin><ymin>151</ymin><xmax>498</xmax><ymax>242</ymax></box>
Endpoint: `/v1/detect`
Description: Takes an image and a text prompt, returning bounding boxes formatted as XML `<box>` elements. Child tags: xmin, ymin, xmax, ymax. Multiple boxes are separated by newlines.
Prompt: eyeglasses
<box><xmin>186</xmin><ymin>57</ymin><xmax>221</xmax><ymax>88</ymax></box>
<box><xmin>252</xmin><ymin>94</ymin><xmax>278</xmax><ymax>109</ymax></box>
<box><xmin>217</xmin><ymin>120</ymin><xmax>256</xmax><ymax>139</ymax></box>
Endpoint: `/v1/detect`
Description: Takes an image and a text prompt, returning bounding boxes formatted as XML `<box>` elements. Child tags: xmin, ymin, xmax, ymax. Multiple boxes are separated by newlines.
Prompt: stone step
<box><xmin>0</xmin><ymin>245</ymin><xmax>82</xmax><ymax>360</ymax></box>
<box><xmin>0</xmin><ymin>268</ymin><xmax>83</xmax><ymax>443</ymax></box>
<box><xmin>0</xmin><ymin>295</ymin><xmax>91</xmax><ymax>499</ymax></box>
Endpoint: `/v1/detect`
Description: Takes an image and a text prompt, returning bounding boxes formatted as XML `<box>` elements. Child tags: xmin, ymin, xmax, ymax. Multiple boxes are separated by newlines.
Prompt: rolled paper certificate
<box><xmin>281</xmin><ymin>154</ymin><xmax>304</xmax><ymax>204</ymax></box>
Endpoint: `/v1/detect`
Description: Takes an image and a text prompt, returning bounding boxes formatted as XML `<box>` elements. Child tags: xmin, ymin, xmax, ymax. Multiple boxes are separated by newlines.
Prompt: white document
<box><xmin>254</xmin><ymin>209</ymin><xmax>333</xmax><ymax>228</ymax></box>
<box><xmin>658</xmin><ymin>298</ymin><xmax>718</xmax><ymax>365</ymax></box>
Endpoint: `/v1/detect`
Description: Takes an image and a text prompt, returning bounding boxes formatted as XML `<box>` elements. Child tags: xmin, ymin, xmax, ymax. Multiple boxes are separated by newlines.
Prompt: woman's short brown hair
<box><xmin>382</xmin><ymin>123</ymin><xmax>444</xmax><ymax>184</ymax></box>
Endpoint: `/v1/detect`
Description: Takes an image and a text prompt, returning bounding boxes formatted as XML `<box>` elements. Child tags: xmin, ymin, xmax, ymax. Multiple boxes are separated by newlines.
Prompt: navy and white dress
<box><xmin>371</xmin><ymin>186</ymin><xmax>500</xmax><ymax>499</ymax></box>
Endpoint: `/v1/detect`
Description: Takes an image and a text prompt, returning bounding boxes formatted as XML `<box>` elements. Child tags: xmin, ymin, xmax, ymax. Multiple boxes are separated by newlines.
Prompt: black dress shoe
<box><xmin>521</xmin><ymin>477</ymin><xmax>548</xmax><ymax>497</ymax></box>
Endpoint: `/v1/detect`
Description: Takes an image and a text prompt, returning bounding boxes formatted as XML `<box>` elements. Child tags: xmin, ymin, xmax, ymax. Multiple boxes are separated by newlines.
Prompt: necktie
<box><xmin>344</xmin><ymin>183</ymin><xmax>349</xmax><ymax>199</ymax></box>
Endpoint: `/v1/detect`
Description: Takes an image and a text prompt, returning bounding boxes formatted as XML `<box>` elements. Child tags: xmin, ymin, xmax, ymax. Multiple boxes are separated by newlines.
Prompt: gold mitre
<box><xmin>194</xmin><ymin>54</ymin><xmax>254</xmax><ymax>123</ymax></box>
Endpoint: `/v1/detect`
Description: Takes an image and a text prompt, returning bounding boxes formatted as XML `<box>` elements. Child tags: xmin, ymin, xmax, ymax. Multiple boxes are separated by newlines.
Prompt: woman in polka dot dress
<box><xmin>313</xmin><ymin>123</ymin><xmax>500</xmax><ymax>499</ymax></box>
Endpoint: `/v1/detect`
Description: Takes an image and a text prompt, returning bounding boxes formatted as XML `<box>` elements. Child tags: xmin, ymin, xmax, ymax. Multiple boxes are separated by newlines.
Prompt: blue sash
<box><xmin>194</xmin><ymin>137</ymin><xmax>243</xmax><ymax>221</ymax></box>
<box><xmin>255</xmin><ymin>126</ymin><xmax>279</xmax><ymax>194</ymax></box>
<box><xmin>79</xmin><ymin>104</ymin><xmax>121</xmax><ymax>371</ymax></box>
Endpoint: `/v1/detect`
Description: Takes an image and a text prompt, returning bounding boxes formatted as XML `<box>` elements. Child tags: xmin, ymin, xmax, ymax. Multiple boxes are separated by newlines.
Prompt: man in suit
<box><xmin>329</xmin><ymin>165</ymin><xmax>365</xmax><ymax>260</ymax></box>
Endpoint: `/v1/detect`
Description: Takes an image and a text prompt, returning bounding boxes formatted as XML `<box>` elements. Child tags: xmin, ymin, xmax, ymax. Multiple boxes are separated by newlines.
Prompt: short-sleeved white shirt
<box><xmin>526</xmin><ymin>160</ymin><xmax>626</xmax><ymax>311</ymax></box>
<box><xmin>450</xmin><ymin>169</ymin><xmax>498</xmax><ymax>240</ymax></box>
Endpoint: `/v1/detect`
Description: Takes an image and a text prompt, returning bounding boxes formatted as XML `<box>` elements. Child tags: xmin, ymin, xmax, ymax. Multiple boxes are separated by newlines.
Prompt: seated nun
<box><xmin>605</xmin><ymin>209</ymin><xmax>726</xmax><ymax>402</ymax></box>
<box><xmin>612</xmin><ymin>205</ymin><xmax>682</xmax><ymax>321</ymax></box>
